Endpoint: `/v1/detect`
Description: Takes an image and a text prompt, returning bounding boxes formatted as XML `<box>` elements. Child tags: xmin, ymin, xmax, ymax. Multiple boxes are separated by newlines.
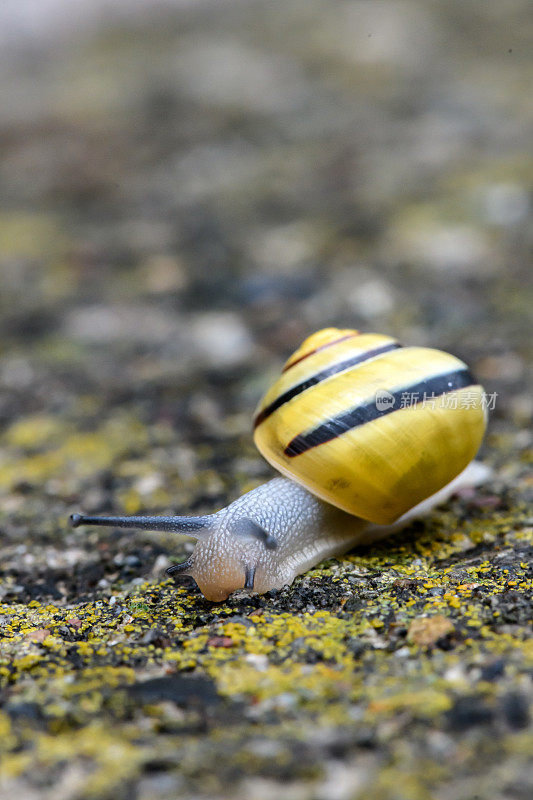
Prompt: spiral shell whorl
<box><xmin>254</xmin><ymin>328</ymin><xmax>486</xmax><ymax>524</ymax></box>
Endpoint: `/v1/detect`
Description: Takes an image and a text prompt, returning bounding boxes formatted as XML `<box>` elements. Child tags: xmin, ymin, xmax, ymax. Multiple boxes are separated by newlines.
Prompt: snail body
<box><xmin>70</xmin><ymin>328</ymin><xmax>488</xmax><ymax>601</ymax></box>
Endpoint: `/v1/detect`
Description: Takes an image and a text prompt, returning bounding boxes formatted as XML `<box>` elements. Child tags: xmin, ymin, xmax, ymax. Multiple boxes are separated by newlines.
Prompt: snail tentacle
<box><xmin>244</xmin><ymin>565</ymin><xmax>256</xmax><ymax>590</ymax></box>
<box><xmin>69</xmin><ymin>513</ymin><xmax>212</xmax><ymax>536</ymax></box>
<box><xmin>166</xmin><ymin>556</ymin><xmax>194</xmax><ymax>576</ymax></box>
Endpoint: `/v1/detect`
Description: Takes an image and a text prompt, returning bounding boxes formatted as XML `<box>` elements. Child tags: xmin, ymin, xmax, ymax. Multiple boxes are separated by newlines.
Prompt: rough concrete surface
<box><xmin>0</xmin><ymin>2</ymin><xmax>531</xmax><ymax>799</ymax></box>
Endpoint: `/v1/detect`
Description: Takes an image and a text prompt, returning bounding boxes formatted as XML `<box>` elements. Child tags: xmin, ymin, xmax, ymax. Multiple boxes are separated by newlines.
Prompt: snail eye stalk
<box><xmin>69</xmin><ymin>513</ymin><xmax>212</xmax><ymax>535</ymax></box>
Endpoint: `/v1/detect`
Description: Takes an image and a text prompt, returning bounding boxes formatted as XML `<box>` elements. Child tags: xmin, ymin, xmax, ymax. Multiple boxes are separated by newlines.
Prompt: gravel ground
<box><xmin>0</xmin><ymin>2</ymin><xmax>531</xmax><ymax>799</ymax></box>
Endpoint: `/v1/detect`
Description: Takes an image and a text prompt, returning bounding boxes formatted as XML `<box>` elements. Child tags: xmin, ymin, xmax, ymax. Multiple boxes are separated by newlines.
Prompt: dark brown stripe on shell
<box><xmin>284</xmin><ymin>368</ymin><xmax>475</xmax><ymax>457</ymax></box>
<box><xmin>281</xmin><ymin>332</ymin><xmax>360</xmax><ymax>373</ymax></box>
<box><xmin>254</xmin><ymin>341</ymin><xmax>401</xmax><ymax>428</ymax></box>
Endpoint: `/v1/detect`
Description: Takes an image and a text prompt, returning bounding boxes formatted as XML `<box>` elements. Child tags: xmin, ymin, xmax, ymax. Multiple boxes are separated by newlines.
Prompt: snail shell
<box><xmin>254</xmin><ymin>328</ymin><xmax>487</xmax><ymax>524</ymax></box>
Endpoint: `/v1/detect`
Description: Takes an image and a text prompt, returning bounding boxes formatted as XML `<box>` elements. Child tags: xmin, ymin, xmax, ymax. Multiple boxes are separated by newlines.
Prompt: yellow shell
<box><xmin>253</xmin><ymin>328</ymin><xmax>487</xmax><ymax>525</ymax></box>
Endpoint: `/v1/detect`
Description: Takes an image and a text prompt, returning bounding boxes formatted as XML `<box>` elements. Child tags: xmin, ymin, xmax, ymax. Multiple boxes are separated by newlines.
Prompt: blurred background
<box><xmin>0</xmin><ymin>0</ymin><xmax>531</xmax><ymax>520</ymax></box>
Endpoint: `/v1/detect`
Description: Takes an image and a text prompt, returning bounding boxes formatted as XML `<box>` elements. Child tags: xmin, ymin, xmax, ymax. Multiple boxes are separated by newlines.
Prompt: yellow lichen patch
<box><xmin>33</xmin><ymin>723</ymin><xmax>147</xmax><ymax>795</ymax></box>
<box><xmin>367</xmin><ymin>688</ymin><xmax>452</xmax><ymax>716</ymax></box>
<box><xmin>0</xmin><ymin>412</ymin><xmax>149</xmax><ymax>490</ymax></box>
<box><xmin>215</xmin><ymin>661</ymin><xmax>357</xmax><ymax>706</ymax></box>
<box><xmin>3</xmin><ymin>415</ymin><xmax>67</xmax><ymax>450</ymax></box>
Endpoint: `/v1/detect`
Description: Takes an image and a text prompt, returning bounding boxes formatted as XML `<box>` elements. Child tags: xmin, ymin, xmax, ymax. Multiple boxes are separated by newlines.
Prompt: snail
<box><xmin>70</xmin><ymin>328</ymin><xmax>489</xmax><ymax>602</ymax></box>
